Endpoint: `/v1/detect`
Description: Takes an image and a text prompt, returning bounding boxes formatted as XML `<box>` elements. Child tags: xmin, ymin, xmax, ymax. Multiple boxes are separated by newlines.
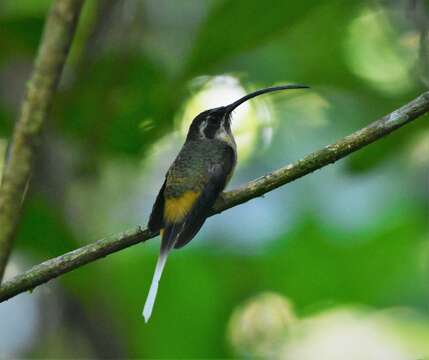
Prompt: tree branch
<box><xmin>0</xmin><ymin>91</ymin><xmax>428</xmax><ymax>302</ymax></box>
<box><xmin>0</xmin><ymin>0</ymin><xmax>85</xmax><ymax>280</ymax></box>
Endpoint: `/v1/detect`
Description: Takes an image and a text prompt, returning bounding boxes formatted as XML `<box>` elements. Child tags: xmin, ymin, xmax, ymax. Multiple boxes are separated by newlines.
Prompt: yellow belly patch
<box><xmin>164</xmin><ymin>190</ymin><xmax>201</xmax><ymax>223</ymax></box>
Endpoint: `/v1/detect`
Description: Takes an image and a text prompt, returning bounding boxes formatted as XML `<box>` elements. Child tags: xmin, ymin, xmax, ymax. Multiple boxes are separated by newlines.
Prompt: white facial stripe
<box><xmin>215</xmin><ymin>121</ymin><xmax>227</xmax><ymax>139</ymax></box>
<box><xmin>216</xmin><ymin>117</ymin><xmax>236</xmax><ymax>148</ymax></box>
<box><xmin>199</xmin><ymin>119</ymin><xmax>208</xmax><ymax>138</ymax></box>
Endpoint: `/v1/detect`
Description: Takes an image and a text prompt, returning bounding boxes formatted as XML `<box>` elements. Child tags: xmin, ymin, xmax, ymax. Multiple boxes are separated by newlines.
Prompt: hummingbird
<box><xmin>143</xmin><ymin>84</ymin><xmax>308</xmax><ymax>321</ymax></box>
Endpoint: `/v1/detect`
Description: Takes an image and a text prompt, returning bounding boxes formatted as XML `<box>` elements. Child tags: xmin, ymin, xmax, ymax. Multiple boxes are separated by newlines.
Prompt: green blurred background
<box><xmin>0</xmin><ymin>0</ymin><xmax>428</xmax><ymax>358</ymax></box>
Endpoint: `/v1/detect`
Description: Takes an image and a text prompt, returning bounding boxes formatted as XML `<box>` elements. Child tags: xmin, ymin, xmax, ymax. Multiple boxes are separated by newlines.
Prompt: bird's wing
<box><xmin>162</xmin><ymin>141</ymin><xmax>236</xmax><ymax>250</ymax></box>
<box><xmin>171</xmin><ymin>164</ymin><xmax>227</xmax><ymax>249</ymax></box>
<box><xmin>147</xmin><ymin>179</ymin><xmax>166</xmax><ymax>233</ymax></box>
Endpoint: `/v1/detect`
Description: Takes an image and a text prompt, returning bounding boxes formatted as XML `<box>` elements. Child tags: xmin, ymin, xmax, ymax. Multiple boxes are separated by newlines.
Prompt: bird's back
<box><xmin>165</xmin><ymin>139</ymin><xmax>236</xmax><ymax>197</ymax></box>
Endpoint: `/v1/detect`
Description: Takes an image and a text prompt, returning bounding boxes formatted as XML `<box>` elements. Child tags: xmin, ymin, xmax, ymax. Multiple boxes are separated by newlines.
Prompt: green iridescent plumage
<box><xmin>165</xmin><ymin>139</ymin><xmax>236</xmax><ymax>197</ymax></box>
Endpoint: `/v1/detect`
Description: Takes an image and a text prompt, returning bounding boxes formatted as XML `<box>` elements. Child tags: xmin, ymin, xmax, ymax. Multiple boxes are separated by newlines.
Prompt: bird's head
<box><xmin>186</xmin><ymin>84</ymin><xmax>309</xmax><ymax>142</ymax></box>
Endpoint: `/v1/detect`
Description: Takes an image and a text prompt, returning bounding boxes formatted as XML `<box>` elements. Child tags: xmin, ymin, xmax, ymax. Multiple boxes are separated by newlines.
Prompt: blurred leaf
<box><xmin>16</xmin><ymin>195</ymin><xmax>77</xmax><ymax>258</ymax></box>
<box><xmin>0</xmin><ymin>18</ymin><xmax>44</xmax><ymax>62</ymax></box>
<box><xmin>0</xmin><ymin>0</ymin><xmax>50</xmax><ymax>19</ymax></box>
<box><xmin>263</xmin><ymin>211</ymin><xmax>427</xmax><ymax>312</ymax></box>
<box><xmin>0</xmin><ymin>105</ymin><xmax>12</xmax><ymax>136</ymax></box>
<box><xmin>54</xmin><ymin>54</ymin><xmax>173</xmax><ymax>158</ymax></box>
<box><xmin>183</xmin><ymin>0</ymin><xmax>334</xmax><ymax>77</ymax></box>
<box><xmin>229</xmin><ymin>0</ymin><xmax>362</xmax><ymax>87</ymax></box>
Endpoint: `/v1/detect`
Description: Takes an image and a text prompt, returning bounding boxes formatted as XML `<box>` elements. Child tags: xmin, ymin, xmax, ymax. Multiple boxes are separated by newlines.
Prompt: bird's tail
<box><xmin>143</xmin><ymin>226</ymin><xmax>179</xmax><ymax>322</ymax></box>
<box><xmin>142</xmin><ymin>248</ymin><xmax>169</xmax><ymax>322</ymax></box>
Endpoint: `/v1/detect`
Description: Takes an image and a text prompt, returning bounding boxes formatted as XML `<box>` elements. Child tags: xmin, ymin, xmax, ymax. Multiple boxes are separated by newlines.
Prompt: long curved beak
<box><xmin>225</xmin><ymin>84</ymin><xmax>309</xmax><ymax>113</ymax></box>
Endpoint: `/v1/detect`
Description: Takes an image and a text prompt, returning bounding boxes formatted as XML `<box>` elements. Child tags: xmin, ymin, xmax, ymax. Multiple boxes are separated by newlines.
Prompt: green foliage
<box><xmin>0</xmin><ymin>0</ymin><xmax>427</xmax><ymax>358</ymax></box>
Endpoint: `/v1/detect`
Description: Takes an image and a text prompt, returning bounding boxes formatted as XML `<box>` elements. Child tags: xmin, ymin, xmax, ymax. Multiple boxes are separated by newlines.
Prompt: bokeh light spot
<box><xmin>179</xmin><ymin>75</ymin><xmax>277</xmax><ymax>164</ymax></box>
<box><xmin>228</xmin><ymin>292</ymin><xmax>296</xmax><ymax>358</ymax></box>
<box><xmin>344</xmin><ymin>7</ymin><xmax>417</xmax><ymax>95</ymax></box>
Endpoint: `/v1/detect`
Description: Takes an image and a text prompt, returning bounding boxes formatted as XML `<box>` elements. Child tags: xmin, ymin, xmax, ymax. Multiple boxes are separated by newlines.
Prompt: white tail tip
<box><xmin>143</xmin><ymin>281</ymin><xmax>158</xmax><ymax>322</ymax></box>
<box><xmin>142</xmin><ymin>252</ymin><xmax>168</xmax><ymax>322</ymax></box>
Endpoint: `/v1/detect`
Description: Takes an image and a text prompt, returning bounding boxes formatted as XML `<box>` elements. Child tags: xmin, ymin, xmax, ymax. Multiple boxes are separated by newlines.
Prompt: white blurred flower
<box><xmin>227</xmin><ymin>292</ymin><xmax>296</xmax><ymax>358</ymax></box>
<box><xmin>280</xmin><ymin>308</ymin><xmax>428</xmax><ymax>360</ymax></box>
